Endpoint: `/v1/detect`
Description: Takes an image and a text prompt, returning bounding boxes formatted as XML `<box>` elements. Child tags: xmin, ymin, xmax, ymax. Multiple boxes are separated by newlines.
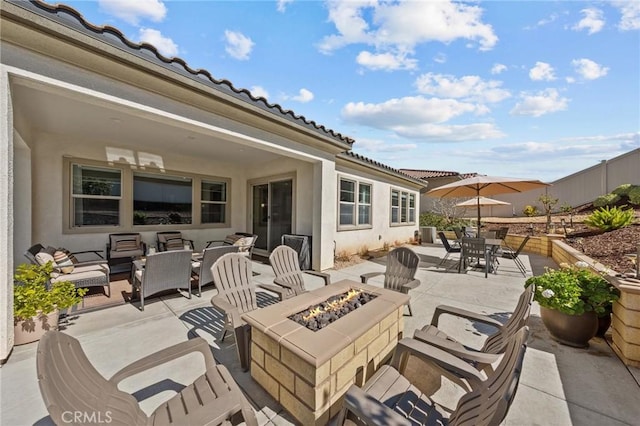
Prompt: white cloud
<box><xmin>415</xmin><ymin>73</ymin><xmax>511</xmax><ymax>104</ymax></box>
<box><xmin>224</xmin><ymin>30</ymin><xmax>254</xmax><ymax>60</ymax></box>
<box><xmin>355</xmin><ymin>139</ymin><xmax>417</xmax><ymax>152</ymax></box>
<box><xmin>318</xmin><ymin>0</ymin><xmax>497</xmax><ymax>69</ymax></box>
<box><xmin>491</xmin><ymin>63</ymin><xmax>507</xmax><ymax>75</ymax></box>
<box><xmin>392</xmin><ymin>123</ymin><xmax>505</xmax><ymax>142</ymax></box>
<box><xmin>572</xmin><ymin>8</ymin><xmax>605</xmax><ymax>34</ymax></box>
<box><xmin>612</xmin><ymin>1</ymin><xmax>640</xmax><ymax>30</ymax></box>
<box><xmin>98</xmin><ymin>0</ymin><xmax>167</xmax><ymax>25</ymax></box>
<box><xmin>529</xmin><ymin>62</ymin><xmax>556</xmax><ymax>81</ymax></box>
<box><xmin>291</xmin><ymin>88</ymin><xmax>314</xmax><ymax>103</ymax></box>
<box><xmin>572</xmin><ymin>58</ymin><xmax>609</xmax><ymax>80</ymax></box>
<box><xmin>433</xmin><ymin>53</ymin><xmax>447</xmax><ymax>64</ymax></box>
<box><xmin>342</xmin><ymin>96</ymin><xmax>479</xmax><ymax>128</ymax></box>
<box><xmin>138</xmin><ymin>28</ymin><xmax>178</xmax><ymax>57</ymax></box>
<box><xmin>510</xmin><ymin>89</ymin><xmax>569</xmax><ymax>117</ymax></box>
<box><xmin>356</xmin><ymin>51</ymin><xmax>418</xmax><ymax>71</ymax></box>
<box><xmin>277</xmin><ymin>0</ymin><xmax>294</xmax><ymax>13</ymax></box>
<box><xmin>486</xmin><ymin>133</ymin><xmax>640</xmax><ymax>162</ymax></box>
<box><xmin>250</xmin><ymin>86</ymin><xmax>269</xmax><ymax>100</ymax></box>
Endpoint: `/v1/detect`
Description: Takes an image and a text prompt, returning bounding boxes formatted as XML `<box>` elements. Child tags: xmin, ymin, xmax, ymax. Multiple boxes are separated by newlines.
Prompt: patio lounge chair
<box><xmin>107</xmin><ymin>233</ymin><xmax>145</xmax><ymax>270</ymax></box>
<box><xmin>156</xmin><ymin>231</ymin><xmax>195</xmax><ymax>252</ymax></box>
<box><xmin>500</xmin><ymin>235</ymin><xmax>530</xmax><ymax>276</ymax></box>
<box><xmin>413</xmin><ymin>285</ymin><xmax>534</xmax><ymax>373</ymax></box>
<box><xmin>261</xmin><ymin>245</ymin><xmax>331</xmax><ymax>301</ymax></box>
<box><xmin>360</xmin><ymin>247</ymin><xmax>420</xmax><ymax>316</ymax></box>
<box><xmin>337</xmin><ymin>327</ymin><xmax>529</xmax><ymax>426</ymax></box>
<box><xmin>210</xmin><ymin>253</ymin><xmax>258</xmax><ymax>370</ymax></box>
<box><xmin>438</xmin><ymin>232</ymin><xmax>461</xmax><ymax>267</ymax></box>
<box><xmin>36</xmin><ymin>330</ymin><xmax>258</xmax><ymax>426</ymax></box>
<box><xmin>26</xmin><ymin>244</ymin><xmax>111</xmax><ymax>297</ymax></box>
<box><xmin>205</xmin><ymin>233</ymin><xmax>257</xmax><ymax>258</ymax></box>
<box><xmin>191</xmin><ymin>245</ymin><xmax>239</xmax><ymax>296</ymax></box>
<box><xmin>132</xmin><ymin>250</ymin><xmax>193</xmax><ymax>311</ymax></box>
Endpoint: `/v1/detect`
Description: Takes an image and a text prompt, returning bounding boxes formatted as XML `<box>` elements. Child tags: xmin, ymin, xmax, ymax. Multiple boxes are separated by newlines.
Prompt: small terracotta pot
<box><xmin>13</xmin><ymin>309</ymin><xmax>59</xmax><ymax>345</ymax></box>
<box><xmin>540</xmin><ymin>307</ymin><xmax>598</xmax><ymax>348</ymax></box>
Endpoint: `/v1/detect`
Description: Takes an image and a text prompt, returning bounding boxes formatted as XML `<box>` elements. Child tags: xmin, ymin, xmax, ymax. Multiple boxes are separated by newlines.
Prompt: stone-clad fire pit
<box><xmin>288</xmin><ymin>288</ymin><xmax>377</xmax><ymax>331</ymax></box>
<box><xmin>242</xmin><ymin>280</ymin><xmax>409</xmax><ymax>425</ymax></box>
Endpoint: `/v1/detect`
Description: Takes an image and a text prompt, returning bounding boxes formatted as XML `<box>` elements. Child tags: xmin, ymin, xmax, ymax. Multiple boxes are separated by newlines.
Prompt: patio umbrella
<box><xmin>455</xmin><ymin>196</ymin><xmax>511</xmax><ymax>208</ymax></box>
<box><xmin>428</xmin><ymin>175</ymin><xmax>550</xmax><ymax>228</ymax></box>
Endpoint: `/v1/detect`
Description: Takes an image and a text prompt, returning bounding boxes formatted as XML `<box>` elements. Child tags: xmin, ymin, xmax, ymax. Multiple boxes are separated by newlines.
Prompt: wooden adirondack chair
<box><xmin>210</xmin><ymin>253</ymin><xmax>258</xmax><ymax>370</ymax></box>
<box><xmin>360</xmin><ymin>247</ymin><xmax>420</xmax><ymax>316</ymax></box>
<box><xmin>36</xmin><ymin>331</ymin><xmax>257</xmax><ymax>426</ymax></box>
<box><xmin>413</xmin><ymin>285</ymin><xmax>534</xmax><ymax>373</ymax></box>
<box><xmin>260</xmin><ymin>245</ymin><xmax>331</xmax><ymax>301</ymax></box>
<box><xmin>337</xmin><ymin>327</ymin><xmax>529</xmax><ymax>426</ymax></box>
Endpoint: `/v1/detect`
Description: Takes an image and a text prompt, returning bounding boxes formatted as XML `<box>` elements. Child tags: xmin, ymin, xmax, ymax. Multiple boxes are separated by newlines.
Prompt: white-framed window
<box><xmin>67</xmin><ymin>159</ymin><xmax>230</xmax><ymax>230</ymax></box>
<box><xmin>391</xmin><ymin>189</ymin><xmax>416</xmax><ymax>225</ymax></box>
<box><xmin>201</xmin><ymin>180</ymin><xmax>227</xmax><ymax>224</ymax></box>
<box><xmin>71</xmin><ymin>164</ymin><xmax>122</xmax><ymax>227</ymax></box>
<box><xmin>339</xmin><ymin>178</ymin><xmax>372</xmax><ymax>228</ymax></box>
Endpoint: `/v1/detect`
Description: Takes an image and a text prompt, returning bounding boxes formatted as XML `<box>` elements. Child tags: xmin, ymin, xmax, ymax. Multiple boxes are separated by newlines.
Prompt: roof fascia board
<box><xmin>336</xmin><ymin>154</ymin><xmax>426</xmax><ymax>190</ymax></box>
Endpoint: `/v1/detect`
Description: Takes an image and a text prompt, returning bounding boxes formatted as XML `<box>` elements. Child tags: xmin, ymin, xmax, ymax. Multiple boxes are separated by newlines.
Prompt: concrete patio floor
<box><xmin>2</xmin><ymin>244</ymin><xmax>639</xmax><ymax>425</ymax></box>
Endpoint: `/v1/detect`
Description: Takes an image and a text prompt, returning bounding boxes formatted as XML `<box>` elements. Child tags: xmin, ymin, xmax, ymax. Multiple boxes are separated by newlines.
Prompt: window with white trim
<box><xmin>391</xmin><ymin>189</ymin><xmax>416</xmax><ymax>225</ymax></box>
<box><xmin>339</xmin><ymin>178</ymin><xmax>372</xmax><ymax>228</ymax></box>
<box><xmin>71</xmin><ymin>164</ymin><xmax>122</xmax><ymax>227</ymax></box>
<box><xmin>201</xmin><ymin>180</ymin><xmax>227</xmax><ymax>224</ymax></box>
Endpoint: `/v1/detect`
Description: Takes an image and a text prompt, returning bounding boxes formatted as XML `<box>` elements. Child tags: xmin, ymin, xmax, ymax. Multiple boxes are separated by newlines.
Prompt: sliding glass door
<box><xmin>251</xmin><ymin>179</ymin><xmax>292</xmax><ymax>252</ymax></box>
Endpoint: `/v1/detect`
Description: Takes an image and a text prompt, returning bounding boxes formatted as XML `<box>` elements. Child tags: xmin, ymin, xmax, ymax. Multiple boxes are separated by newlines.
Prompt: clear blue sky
<box><xmin>60</xmin><ymin>0</ymin><xmax>639</xmax><ymax>182</ymax></box>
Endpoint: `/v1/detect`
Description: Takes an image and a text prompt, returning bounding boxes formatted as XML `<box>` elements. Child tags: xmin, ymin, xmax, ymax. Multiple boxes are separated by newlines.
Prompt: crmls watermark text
<box><xmin>61</xmin><ymin>411</ymin><xmax>113</xmax><ymax>424</ymax></box>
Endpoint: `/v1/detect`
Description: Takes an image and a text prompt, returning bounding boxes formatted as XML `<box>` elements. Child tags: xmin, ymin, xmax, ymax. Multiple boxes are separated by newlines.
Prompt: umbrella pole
<box><xmin>477</xmin><ymin>193</ymin><xmax>481</xmax><ymax>232</ymax></box>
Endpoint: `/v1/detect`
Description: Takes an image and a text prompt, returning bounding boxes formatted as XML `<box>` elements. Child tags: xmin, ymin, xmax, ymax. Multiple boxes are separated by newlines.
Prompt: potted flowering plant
<box><xmin>13</xmin><ymin>262</ymin><xmax>87</xmax><ymax>345</ymax></box>
<box><xmin>525</xmin><ymin>261</ymin><xmax>619</xmax><ymax>347</ymax></box>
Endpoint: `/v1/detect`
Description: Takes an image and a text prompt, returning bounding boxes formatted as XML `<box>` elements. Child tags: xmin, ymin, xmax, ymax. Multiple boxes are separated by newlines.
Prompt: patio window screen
<box><xmin>71</xmin><ymin>164</ymin><xmax>121</xmax><ymax>227</ymax></box>
<box><xmin>391</xmin><ymin>189</ymin><xmax>416</xmax><ymax>225</ymax></box>
<box><xmin>133</xmin><ymin>173</ymin><xmax>192</xmax><ymax>225</ymax></box>
<box><xmin>201</xmin><ymin>181</ymin><xmax>227</xmax><ymax>224</ymax></box>
<box><xmin>339</xmin><ymin>178</ymin><xmax>372</xmax><ymax>228</ymax></box>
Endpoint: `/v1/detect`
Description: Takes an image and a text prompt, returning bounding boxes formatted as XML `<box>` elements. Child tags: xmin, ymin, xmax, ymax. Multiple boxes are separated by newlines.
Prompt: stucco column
<box><xmin>312</xmin><ymin>159</ymin><xmax>336</xmax><ymax>271</ymax></box>
<box><xmin>0</xmin><ymin>67</ymin><xmax>15</xmax><ymax>363</ymax></box>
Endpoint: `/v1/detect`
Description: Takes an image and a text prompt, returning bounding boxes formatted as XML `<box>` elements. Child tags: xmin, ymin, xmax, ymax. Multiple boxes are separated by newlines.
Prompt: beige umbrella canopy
<box><xmin>428</xmin><ymin>175</ymin><xmax>550</xmax><ymax>227</ymax></box>
<box><xmin>455</xmin><ymin>196</ymin><xmax>511</xmax><ymax>207</ymax></box>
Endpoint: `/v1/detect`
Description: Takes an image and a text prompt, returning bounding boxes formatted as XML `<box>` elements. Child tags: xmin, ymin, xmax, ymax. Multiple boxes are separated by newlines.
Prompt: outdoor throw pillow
<box><xmin>58</xmin><ymin>248</ymin><xmax>79</xmax><ymax>264</ymax></box>
<box><xmin>115</xmin><ymin>239</ymin><xmax>139</xmax><ymax>252</ymax></box>
<box><xmin>34</xmin><ymin>251</ymin><xmax>56</xmax><ymax>267</ymax></box>
<box><xmin>53</xmin><ymin>250</ymin><xmax>75</xmax><ymax>274</ymax></box>
<box><xmin>233</xmin><ymin>236</ymin><xmax>254</xmax><ymax>252</ymax></box>
<box><xmin>165</xmin><ymin>238</ymin><xmax>184</xmax><ymax>250</ymax></box>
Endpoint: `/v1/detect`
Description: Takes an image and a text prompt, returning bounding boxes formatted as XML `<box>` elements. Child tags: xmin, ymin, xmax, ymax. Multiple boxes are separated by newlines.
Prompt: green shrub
<box><xmin>523</xmin><ymin>205</ymin><xmax>538</xmax><ymax>217</ymax></box>
<box><xmin>419</xmin><ymin>212</ymin><xmax>447</xmax><ymax>229</ymax></box>
<box><xmin>584</xmin><ymin>206</ymin><xmax>635</xmax><ymax>231</ymax></box>
<box><xmin>13</xmin><ymin>262</ymin><xmax>87</xmax><ymax>320</ymax></box>
<box><xmin>593</xmin><ymin>193</ymin><xmax>620</xmax><ymax>207</ymax></box>
<box><xmin>612</xmin><ymin>184</ymin><xmax>633</xmax><ymax>196</ymax></box>
<box><xmin>629</xmin><ymin>186</ymin><xmax>640</xmax><ymax>205</ymax></box>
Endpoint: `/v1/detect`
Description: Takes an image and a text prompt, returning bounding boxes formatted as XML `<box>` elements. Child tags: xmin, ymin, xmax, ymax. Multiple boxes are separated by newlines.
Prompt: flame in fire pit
<box><xmin>289</xmin><ymin>288</ymin><xmax>377</xmax><ymax>331</ymax></box>
<box><xmin>302</xmin><ymin>288</ymin><xmax>363</xmax><ymax>322</ymax></box>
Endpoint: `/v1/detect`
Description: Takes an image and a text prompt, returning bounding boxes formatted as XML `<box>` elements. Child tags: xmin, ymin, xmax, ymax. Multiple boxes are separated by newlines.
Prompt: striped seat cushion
<box><xmin>115</xmin><ymin>239</ymin><xmax>140</xmax><ymax>251</ymax></box>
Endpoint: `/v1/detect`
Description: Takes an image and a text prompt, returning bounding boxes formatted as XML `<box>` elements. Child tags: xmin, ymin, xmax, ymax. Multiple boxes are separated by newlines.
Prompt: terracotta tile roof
<box><xmin>399</xmin><ymin>169</ymin><xmax>479</xmax><ymax>180</ymax></box>
<box><xmin>14</xmin><ymin>0</ymin><xmax>353</xmax><ymax>148</ymax></box>
<box><xmin>339</xmin><ymin>152</ymin><xmax>427</xmax><ymax>187</ymax></box>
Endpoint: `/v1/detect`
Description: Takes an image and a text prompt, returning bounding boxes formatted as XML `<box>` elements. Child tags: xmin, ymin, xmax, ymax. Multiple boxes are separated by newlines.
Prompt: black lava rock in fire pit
<box><xmin>288</xmin><ymin>289</ymin><xmax>377</xmax><ymax>331</ymax></box>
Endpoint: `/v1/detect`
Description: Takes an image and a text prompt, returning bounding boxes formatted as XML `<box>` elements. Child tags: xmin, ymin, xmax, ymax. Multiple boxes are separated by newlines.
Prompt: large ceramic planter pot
<box><xmin>13</xmin><ymin>310</ymin><xmax>59</xmax><ymax>346</ymax></box>
<box><xmin>540</xmin><ymin>307</ymin><xmax>598</xmax><ymax>348</ymax></box>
